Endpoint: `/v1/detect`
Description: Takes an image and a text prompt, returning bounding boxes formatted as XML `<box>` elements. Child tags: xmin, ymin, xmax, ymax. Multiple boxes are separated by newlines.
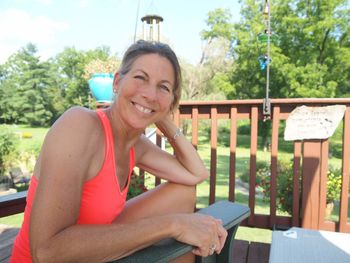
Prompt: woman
<box><xmin>11</xmin><ymin>40</ymin><xmax>227</xmax><ymax>263</ymax></box>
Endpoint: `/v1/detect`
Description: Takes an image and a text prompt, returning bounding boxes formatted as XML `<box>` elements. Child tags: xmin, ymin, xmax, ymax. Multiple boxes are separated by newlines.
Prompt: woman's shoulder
<box><xmin>46</xmin><ymin>107</ymin><xmax>102</xmax><ymax>147</ymax></box>
<box><xmin>52</xmin><ymin>106</ymin><xmax>99</xmax><ymax>131</ymax></box>
<box><xmin>61</xmin><ymin>106</ymin><xmax>97</xmax><ymax>123</ymax></box>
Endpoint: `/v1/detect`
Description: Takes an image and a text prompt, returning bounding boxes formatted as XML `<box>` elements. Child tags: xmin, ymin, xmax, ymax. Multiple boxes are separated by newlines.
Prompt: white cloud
<box><xmin>0</xmin><ymin>8</ymin><xmax>69</xmax><ymax>63</ymax></box>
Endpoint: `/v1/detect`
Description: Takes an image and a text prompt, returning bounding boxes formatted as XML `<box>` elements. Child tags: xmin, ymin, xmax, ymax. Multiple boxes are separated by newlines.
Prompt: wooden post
<box><xmin>339</xmin><ymin>107</ymin><xmax>350</xmax><ymax>232</ymax></box>
<box><xmin>228</xmin><ymin>106</ymin><xmax>237</xmax><ymax>202</ymax></box>
<box><xmin>292</xmin><ymin>141</ymin><xmax>302</xmax><ymax>227</ymax></box>
<box><xmin>209</xmin><ymin>107</ymin><xmax>218</xmax><ymax>205</ymax></box>
<box><xmin>248</xmin><ymin>106</ymin><xmax>258</xmax><ymax>225</ymax></box>
<box><xmin>301</xmin><ymin>140</ymin><xmax>322</xmax><ymax>229</ymax></box>
<box><xmin>270</xmin><ymin>106</ymin><xmax>280</xmax><ymax>227</ymax></box>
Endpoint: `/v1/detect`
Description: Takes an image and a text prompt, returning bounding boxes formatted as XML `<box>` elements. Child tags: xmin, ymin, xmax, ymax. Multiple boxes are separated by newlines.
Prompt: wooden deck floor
<box><xmin>0</xmin><ymin>225</ymin><xmax>19</xmax><ymax>263</ymax></box>
<box><xmin>233</xmin><ymin>240</ymin><xmax>270</xmax><ymax>263</ymax></box>
<box><xmin>0</xmin><ymin>225</ymin><xmax>270</xmax><ymax>263</ymax></box>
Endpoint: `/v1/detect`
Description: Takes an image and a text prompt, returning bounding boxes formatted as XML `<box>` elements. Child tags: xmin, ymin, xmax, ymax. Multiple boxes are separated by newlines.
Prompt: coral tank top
<box><xmin>10</xmin><ymin>110</ymin><xmax>135</xmax><ymax>262</ymax></box>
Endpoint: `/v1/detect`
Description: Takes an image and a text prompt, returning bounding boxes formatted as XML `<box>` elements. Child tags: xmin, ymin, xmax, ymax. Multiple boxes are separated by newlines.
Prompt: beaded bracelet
<box><xmin>168</xmin><ymin>128</ymin><xmax>183</xmax><ymax>143</ymax></box>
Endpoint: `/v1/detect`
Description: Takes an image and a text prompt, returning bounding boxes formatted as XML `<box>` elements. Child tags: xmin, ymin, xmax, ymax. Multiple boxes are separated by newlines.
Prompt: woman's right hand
<box><xmin>172</xmin><ymin>214</ymin><xmax>228</xmax><ymax>257</ymax></box>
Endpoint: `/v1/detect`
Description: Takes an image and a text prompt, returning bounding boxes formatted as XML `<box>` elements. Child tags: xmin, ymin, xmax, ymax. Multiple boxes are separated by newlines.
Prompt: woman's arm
<box><xmin>135</xmin><ymin>116</ymin><xmax>209</xmax><ymax>185</ymax></box>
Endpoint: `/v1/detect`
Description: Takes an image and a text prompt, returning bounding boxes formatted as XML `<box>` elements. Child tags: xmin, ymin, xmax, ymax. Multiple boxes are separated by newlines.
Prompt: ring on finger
<box><xmin>209</xmin><ymin>244</ymin><xmax>216</xmax><ymax>254</ymax></box>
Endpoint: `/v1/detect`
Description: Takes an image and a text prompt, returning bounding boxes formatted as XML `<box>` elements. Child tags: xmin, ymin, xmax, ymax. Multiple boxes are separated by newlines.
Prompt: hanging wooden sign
<box><xmin>284</xmin><ymin>105</ymin><xmax>346</xmax><ymax>141</ymax></box>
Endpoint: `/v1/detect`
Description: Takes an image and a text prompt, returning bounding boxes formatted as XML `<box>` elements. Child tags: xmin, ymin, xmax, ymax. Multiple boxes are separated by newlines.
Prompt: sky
<box><xmin>0</xmin><ymin>0</ymin><xmax>242</xmax><ymax>65</ymax></box>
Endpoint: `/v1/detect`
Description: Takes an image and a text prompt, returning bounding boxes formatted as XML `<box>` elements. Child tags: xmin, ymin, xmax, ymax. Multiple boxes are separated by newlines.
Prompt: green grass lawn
<box><xmin>0</xmin><ymin>213</ymin><xmax>23</xmax><ymax>227</ymax></box>
<box><xmin>13</xmin><ymin>125</ymin><xmax>48</xmax><ymax>153</ymax></box>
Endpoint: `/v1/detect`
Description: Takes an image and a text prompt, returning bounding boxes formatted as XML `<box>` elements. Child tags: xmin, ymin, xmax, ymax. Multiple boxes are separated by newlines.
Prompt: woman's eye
<box><xmin>134</xmin><ymin>75</ymin><xmax>145</xmax><ymax>80</ymax></box>
<box><xmin>160</xmin><ymin>85</ymin><xmax>170</xmax><ymax>93</ymax></box>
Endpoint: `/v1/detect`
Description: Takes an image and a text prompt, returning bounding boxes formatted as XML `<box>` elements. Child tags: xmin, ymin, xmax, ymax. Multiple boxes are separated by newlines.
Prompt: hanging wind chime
<box><xmin>258</xmin><ymin>0</ymin><xmax>274</xmax><ymax>119</ymax></box>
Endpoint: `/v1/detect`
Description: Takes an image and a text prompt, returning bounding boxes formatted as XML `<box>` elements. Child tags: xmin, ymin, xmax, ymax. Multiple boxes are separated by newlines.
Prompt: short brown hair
<box><xmin>119</xmin><ymin>40</ymin><xmax>182</xmax><ymax>112</ymax></box>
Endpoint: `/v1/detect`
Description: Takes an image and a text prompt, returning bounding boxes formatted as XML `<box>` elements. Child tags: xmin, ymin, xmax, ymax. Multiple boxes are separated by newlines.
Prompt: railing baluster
<box><xmin>209</xmin><ymin>106</ymin><xmax>218</xmax><ymax>205</ymax></box>
<box><xmin>229</xmin><ymin>106</ymin><xmax>238</xmax><ymax>202</ymax></box>
<box><xmin>248</xmin><ymin>106</ymin><xmax>258</xmax><ymax>225</ymax></box>
<box><xmin>270</xmin><ymin>105</ymin><xmax>280</xmax><ymax>228</ymax></box>
<box><xmin>319</xmin><ymin>140</ymin><xmax>331</xmax><ymax>230</ymax></box>
<box><xmin>292</xmin><ymin>141</ymin><xmax>302</xmax><ymax>227</ymax></box>
<box><xmin>192</xmin><ymin>106</ymin><xmax>199</xmax><ymax>149</ymax></box>
<box><xmin>340</xmin><ymin>106</ymin><xmax>350</xmax><ymax>232</ymax></box>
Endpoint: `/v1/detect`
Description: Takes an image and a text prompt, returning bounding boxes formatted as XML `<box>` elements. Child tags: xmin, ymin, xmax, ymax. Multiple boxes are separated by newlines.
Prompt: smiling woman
<box><xmin>10</xmin><ymin>40</ymin><xmax>226</xmax><ymax>263</ymax></box>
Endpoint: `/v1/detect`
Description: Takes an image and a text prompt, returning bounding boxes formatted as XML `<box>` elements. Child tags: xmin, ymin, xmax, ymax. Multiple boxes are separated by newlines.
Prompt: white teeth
<box><xmin>134</xmin><ymin>103</ymin><xmax>152</xmax><ymax>114</ymax></box>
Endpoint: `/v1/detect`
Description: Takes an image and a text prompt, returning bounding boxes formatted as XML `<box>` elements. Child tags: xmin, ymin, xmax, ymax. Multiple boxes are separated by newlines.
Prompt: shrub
<box><xmin>258</xmin><ymin>161</ymin><xmax>343</xmax><ymax>214</ymax></box>
<box><xmin>257</xmin><ymin>160</ymin><xmax>298</xmax><ymax>215</ymax></box>
<box><xmin>127</xmin><ymin>171</ymin><xmax>148</xmax><ymax>200</ymax></box>
<box><xmin>241</xmin><ymin>161</ymin><xmax>268</xmax><ymax>184</ymax></box>
<box><xmin>0</xmin><ymin>125</ymin><xmax>19</xmax><ymax>176</ymax></box>
<box><xmin>326</xmin><ymin>168</ymin><xmax>342</xmax><ymax>204</ymax></box>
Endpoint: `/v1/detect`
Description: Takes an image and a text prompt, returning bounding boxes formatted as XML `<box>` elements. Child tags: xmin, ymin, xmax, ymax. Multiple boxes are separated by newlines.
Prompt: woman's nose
<box><xmin>141</xmin><ymin>84</ymin><xmax>157</xmax><ymax>101</ymax></box>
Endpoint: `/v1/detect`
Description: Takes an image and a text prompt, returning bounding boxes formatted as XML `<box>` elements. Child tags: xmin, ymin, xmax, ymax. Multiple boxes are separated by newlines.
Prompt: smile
<box><xmin>133</xmin><ymin>102</ymin><xmax>153</xmax><ymax>114</ymax></box>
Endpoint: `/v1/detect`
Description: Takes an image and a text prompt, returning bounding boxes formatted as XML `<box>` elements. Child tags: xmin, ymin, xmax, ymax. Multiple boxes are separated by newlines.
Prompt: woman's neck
<box><xmin>104</xmin><ymin>106</ymin><xmax>143</xmax><ymax>151</ymax></box>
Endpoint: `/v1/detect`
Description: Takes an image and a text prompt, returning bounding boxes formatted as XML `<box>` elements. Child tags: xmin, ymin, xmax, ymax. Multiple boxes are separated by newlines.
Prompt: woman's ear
<box><xmin>113</xmin><ymin>72</ymin><xmax>120</xmax><ymax>93</ymax></box>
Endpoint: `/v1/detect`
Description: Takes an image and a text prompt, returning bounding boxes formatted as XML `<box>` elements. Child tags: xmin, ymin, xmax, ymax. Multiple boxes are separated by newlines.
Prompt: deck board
<box><xmin>246</xmin><ymin>242</ymin><xmax>270</xmax><ymax>263</ymax></box>
<box><xmin>232</xmin><ymin>240</ymin><xmax>250</xmax><ymax>263</ymax></box>
<box><xmin>0</xmin><ymin>225</ymin><xmax>19</xmax><ymax>263</ymax></box>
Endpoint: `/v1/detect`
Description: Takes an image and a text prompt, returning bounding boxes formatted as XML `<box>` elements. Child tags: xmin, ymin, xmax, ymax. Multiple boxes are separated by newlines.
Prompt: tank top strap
<box><xmin>95</xmin><ymin>109</ymin><xmax>135</xmax><ymax>193</ymax></box>
<box><xmin>96</xmin><ymin>109</ymin><xmax>114</xmax><ymax>159</ymax></box>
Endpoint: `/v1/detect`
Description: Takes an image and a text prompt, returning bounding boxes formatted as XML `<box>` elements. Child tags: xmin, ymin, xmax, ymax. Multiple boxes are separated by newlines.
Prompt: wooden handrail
<box><xmin>0</xmin><ymin>191</ymin><xmax>27</xmax><ymax>217</ymax></box>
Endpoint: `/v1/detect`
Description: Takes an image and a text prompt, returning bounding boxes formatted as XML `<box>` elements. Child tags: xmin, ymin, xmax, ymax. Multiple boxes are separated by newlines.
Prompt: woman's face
<box><xmin>113</xmin><ymin>53</ymin><xmax>175</xmax><ymax>130</ymax></box>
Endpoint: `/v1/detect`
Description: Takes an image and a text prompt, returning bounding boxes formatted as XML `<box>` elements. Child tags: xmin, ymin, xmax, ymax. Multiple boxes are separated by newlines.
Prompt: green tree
<box><xmin>52</xmin><ymin>47</ymin><xmax>90</xmax><ymax>108</ymax></box>
<box><xmin>201</xmin><ymin>0</ymin><xmax>350</xmax><ymax>100</ymax></box>
<box><xmin>272</xmin><ymin>0</ymin><xmax>350</xmax><ymax>98</ymax></box>
<box><xmin>180</xmin><ymin>8</ymin><xmax>235</xmax><ymax>102</ymax></box>
<box><xmin>236</xmin><ymin>0</ymin><xmax>349</xmax><ymax>99</ymax></box>
<box><xmin>0</xmin><ymin>43</ymin><xmax>53</xmax><ymax>126</ymax></box>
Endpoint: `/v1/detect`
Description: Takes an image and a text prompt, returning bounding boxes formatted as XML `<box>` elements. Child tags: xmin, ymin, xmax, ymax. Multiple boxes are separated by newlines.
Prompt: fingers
<box><xmin>215</xmin><ymin>219</ymin><xmax>228</xmax><ymax>254</ymax></box>
<box><xmin>173</xmin><ymin>214</ymin><xmax>228</xmax><ymax>258</ymax></box>
<box><xmin>192</xmin><ymin>217</ymin><xmax>228</xmax><ymax>257</ymax></box>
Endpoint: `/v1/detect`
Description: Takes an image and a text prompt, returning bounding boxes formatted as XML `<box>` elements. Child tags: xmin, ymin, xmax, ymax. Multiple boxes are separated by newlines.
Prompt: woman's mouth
<box><xmin>133</xmin><ymin>102</ymin><xmax>153</xmax><ymax>114</ymax></box>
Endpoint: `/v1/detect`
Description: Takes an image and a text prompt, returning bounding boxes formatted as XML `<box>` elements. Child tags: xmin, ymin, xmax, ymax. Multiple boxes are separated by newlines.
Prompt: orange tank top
<box><xmin>11</xmin><ymin>110</ymin><xmax>135</xmax><ymax>262</ymax></box>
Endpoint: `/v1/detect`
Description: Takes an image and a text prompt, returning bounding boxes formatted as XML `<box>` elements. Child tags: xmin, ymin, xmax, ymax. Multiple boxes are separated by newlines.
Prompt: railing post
<box><xmin>339</xmin><ymin>107</ymin><xmax>350</xmax><ymax>232</ymax></box>
<box><xmin>301</xmin><ymin>140</ymin><xmax>322</xmax><ymax>229</ymax></box>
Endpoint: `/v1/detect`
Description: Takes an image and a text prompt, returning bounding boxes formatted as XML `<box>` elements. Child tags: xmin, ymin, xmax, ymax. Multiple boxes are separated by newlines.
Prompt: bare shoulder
<box><xmin>48</xmin><ymin>106</ymin><xmax>102</xmax><ymax>150</ymax></box>
<box><xmin>52</xmin><ymin>106</ymin><xmax>98</xmax><ymax>131</ymax></box>
<box><xmin>38</xmin><ymin>107</ymin><xmax>103</xmax><ymax>179</ymax></box>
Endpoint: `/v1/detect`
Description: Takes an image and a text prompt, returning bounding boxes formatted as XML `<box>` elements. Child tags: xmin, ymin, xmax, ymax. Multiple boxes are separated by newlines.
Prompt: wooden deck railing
<box><xmin>166</xmin><ymin>98</ymin><xmax>349</xmax><ymax>233</ymax></box>
<box><xmin>1</xmin><ymin>99</ymin><xmax>350</xmax><ymax>235</ymax></box>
